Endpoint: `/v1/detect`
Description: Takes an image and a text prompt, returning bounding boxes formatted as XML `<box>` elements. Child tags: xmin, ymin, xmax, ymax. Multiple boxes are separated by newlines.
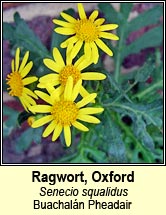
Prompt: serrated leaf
<box><xmin>123</xmin><ymin>25</ymin><xmax>163</xmax><ymax>58</ymax></box>
<box><xmin>127</xmin><ymin>5</ymin><xmax>163</xmax><ymax>34</ymax></box>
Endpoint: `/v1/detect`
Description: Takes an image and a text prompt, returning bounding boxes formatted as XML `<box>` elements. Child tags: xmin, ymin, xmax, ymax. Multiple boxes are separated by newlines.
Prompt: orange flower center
<box><xmin>6</xmin><ymin>71</ymin><xmax>23</xmax><ymax>97</ymax></box>
<box><xmin>59</xmin><ymin>65</ymin><xmax>81</xmax><ymax>86</ymax></box>
<box><xmin>75</xmin><ymin>19</ymin><xmax>99</xmax><ymax>42</ymax></box>
<box><xmin>51</xmin><ymin>101</ymin><xmax>78</xmax><ymax>126</ymax></box>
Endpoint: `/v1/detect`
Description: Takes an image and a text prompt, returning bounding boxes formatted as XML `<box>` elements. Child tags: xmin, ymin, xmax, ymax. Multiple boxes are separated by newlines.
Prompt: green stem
<box><xmin>132</xmin><ymin>80</ymin><xmax>163</xmax><ymax>99</ymax></box>
<box><xmin>114</xmin><ymin>28</ymin><xmax>125</xmax><ymax>83</ymax></box>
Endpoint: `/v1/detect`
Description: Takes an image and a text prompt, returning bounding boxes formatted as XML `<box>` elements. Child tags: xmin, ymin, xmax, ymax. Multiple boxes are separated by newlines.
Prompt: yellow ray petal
<box><xmin>90</xmin><ymin>42</ymin><xmax>99</xmax><ymax>64</ymax></box>
<box><xmin>95</xmin><ymin>39</ymin><xmax>113</xmax><ymax>56</ymax></box>
<box><xmin>31</xmin><ymin>115</ymin><xmax>54</xmax><ymax>128</ymax></box>
<box><xmin>23</xmin><ymin>87</ymin><xmax>38</xmax><ymax>99</ymax></box>
<box><xmin>99</xmin><ymin>32</ymin><xmax>119</xmax><ymax>40</ymax></box>
<box><xmin>94</xmin><ymin>18</ymin><xmax>105</xmax><ymax>26</ymax></box>
<box><xmin>53</xmin><ymin>48</ymin><xmax>65</xmax><ymax>66</ymax></box>
<box><xmin>53</xmin><ymin>19</ymin><xmax>74</xmax><ymax>27</ymax></box>
<box><xmin>22</xmin><ymin>77</ymin><xmax>38</xmax><ymax>86</ymax></box>
<box><xmin>11</xmin><ymin>59</ymin><xmax>14</xmax><ymax>72</ymax></box>
<box><xmin>64</xmin><ymin>76</ymin><xmax>73</xmax><ymax>101</ymax></box>
<box><xmin>29</xmin><ymin>105</ymin><xmax>52</xmax><ymax>113</ymax></box>
<box><xmin>34</xmin><ymin>90</ymin><xmax>53</xmax><ymax>105</ymax></box>
<box><xmin>52</xmin><ymin>124</ymin><xmax>63</xmax><ymax>141</ymax></box>
<box><xmin>84</xmin><ymin>42</ymin><xmax>92</xmax><ymax>60</ymax></box>
<box><xmin>19</xmin><ymin>97</ymin><xmax>29</xmax><ymax>112</ymax></box>
<box><xmin>43</xmin><ymin>120</ymin><xmax>57</xmax><ymax>137</ymax></box>
<box><xmin>70</xmin><ymin>40</ymin><xmax>83</xmax><ymax>60</ymax></box>
<box><xmin>55</xmin><ymin>27</ymin><xmax>75</xmax><ymax>35</ymax></box>
<box><xmin>20</xmin><ymin>61</ymin><xmax>33</xmax><ymax>78</ymax></box>
<box><xmin>79</xmin><ymin>86</ymin><xmax>96</xmax><ymax>103</ymax></box>
<box><xmin>77</xmin><ymin>114</ymin><xmax>100</xmax><ymax>124</ymax></box>
<box><xmin>89</xmin><ymin>10</ymin><xmax>98</xmax><ymax>21</ymax></box>
<box><xmin>71</xmin><ymin>79</ymin><xmax>82</xmax><ymax>101</ymax></box>
<box><xmin>39</xmin><ymin>73</ymin><xmax>59</xmax><ymax>83</ymax></box>
<box><xmin>15</xmin><ymin>48</ymin><xmax>20</xmax><ymax>72</ymax></box>
<box><xmin>99</xmin><ymin>24</ymin><xmax>118</xmax><ymax>31</ymax></box>
<box><xmin>43</xmin><ymin>59</ymin><xmax>62</xmax><ymax>73</ymax></box>
<box><xmin>61</xmin><ymin>36</ymin><xmax>78</xmax><ymax>48</ymax></box>
<box><xmin>81</xmin><ymin>72</ymin><xmax>106</xmax><ymax>80</ymax></box>
<box><xmin>78</xmin><ymin>3</ymin><xmax>87</xmax><ymax>19</ymax></box>
<box><xmin>76</xmin><ymin>93</ymin><xmax>97</xmax><ymax>108</ymax></box>
<box><xmin>19</xmin><ymin>51</ymin><xmax>29</xmax><ymax>72</ymax></box>
<box><xmin>23</xmin><ymin>94</ymin><xmax>36</xmax><ymax>105</ymax></box>
<box><xmin>60</xmin><ymin>12</ymin><xmax>77</xmax><ymax>23</ymax></box>
<box><xmin>72</xmin><ymin>121</ymin><xmax>89</xmax><ymax>131</ymax></box>
<box><xmin>64</xmin><ymin>125</ymin><xmax>71</xmax><ymax>147</ymax></box>
<box><xmin>50</xmin><ymin>86</ymin><xmax>63</xmax><ymax>102</ymax></box>
<box><xmin>79</xmin><ymin>107</ymin><xmax>104</xmax><ymax>115</ymax></box>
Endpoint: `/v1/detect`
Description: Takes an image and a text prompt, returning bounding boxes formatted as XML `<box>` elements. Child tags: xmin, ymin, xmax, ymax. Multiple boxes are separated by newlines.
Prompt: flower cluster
<box><xmin>6</xmin><ymin>3</ymin><xmax>119</xmax><ymax>147</ymax></box>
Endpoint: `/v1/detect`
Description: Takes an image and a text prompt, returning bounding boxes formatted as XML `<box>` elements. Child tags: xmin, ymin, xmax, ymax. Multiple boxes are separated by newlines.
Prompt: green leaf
<box><xmin>127</xmin><ymin>5</ymin><xmax>163</xmax><ymax>34</ymax></box>
<box><xmin>120</xmin><ymin>3</ymin><xmax>133</xmax><ymax>19</ymax></box>
<box><xmin>98</xmin><ymin>3</ymin><xmax>119</xmax><ymax>24</ymax></box>
<box><xmin>15</xmin><ymin>128</ymin><xmax>34</xmax><ymax>153</ymax></box>
<box><xmin>17</xmin><ymin>111</ymin><xmax>32</xmax><ymax>125</ymax></box>
<box><xmin>3</xmin><ymin>106</ymin><xmax>19</xmax><ymax>137</ymax></box>
<box><xmin>3</xmin><ymin>22</ymin><xmax>15</xmax><ymax>40</ymax></box>
<box><xmin>123</xmin><ymin>26</ymin><xmax>163</xmax><ymax>58</ymax></box>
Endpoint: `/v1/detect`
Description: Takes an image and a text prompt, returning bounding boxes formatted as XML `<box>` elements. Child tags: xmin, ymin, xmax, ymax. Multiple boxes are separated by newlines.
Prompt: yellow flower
<box><xmin>38</xmin><ymin>47</ymin><xmax>106</xmax><ymax>98</ymax></box>
<box><xmin>53</xmin><ymin>3</ymin><xmax>119</xmax><ymax>64</ymax></box>
<box><xmin>6</xmin><ymin>48</ymin><xmax>38</xmax><ymax>112</ymax></box>
<box><xmin>29</xmin><ymin>76</ymin><xmax>104</xmax><ymax>147</ymax></box>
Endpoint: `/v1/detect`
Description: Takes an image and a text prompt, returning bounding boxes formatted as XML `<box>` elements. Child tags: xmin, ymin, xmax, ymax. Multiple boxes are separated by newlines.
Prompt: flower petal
<box><xmin>71</xmin><ymin>79</ymin><xmax>82</xmax><ymax>101</ymax></box>
<box><xmin>99</xmin><ymin>24</ymin><xmax>118</xmax><ymax>31</ymax></box>
<box><xmin>52</xmin><ymin>124</ymin><xmax>63</xmax><ymax>141</ymax></box>
<box><xmin>77</xmin><ymin>114</ymin><xmax>100</xmax><ymax>124</ymax></box>
<box><xmin>60</xmin><ymin>12</ymin><xmax>77</xmax><ymax>23</ymax></box>
<box><xmin>31</xmin><ymin>115</ymin><xmax>54</xmax><ymax>128</ymax></box>
<box><xmin>11</xmin><ymin>59</ymin><xmax>14</xmax><ymax>72</ymax></box>
<box><xmin>89</xmin><ymin>10</ymin><xmax>98</xmax><ymax>21</ymax></box>
<box><xmin>64</xmin><ymin>125</ymin><xmax>71</xmax><ymax>147</ymax></box>
<box><xmin>53</xmin><ymin>19</ymin><xmax>74</xmax><ymax>27</ymax></box>
<box><xmin>50</xmin><ymin>86</ymin><xmax>63</xmax><ymax>102</ymax></box>
<box><xmin>84</xmin><ymin>43</ymin><xmax>92</xmax><ymax>60</ymax></box>
<box><xmin>55</xmin><ymin>27</ymin><xmax>75</xmax><ymax>35</ymax></box>
<box><xmin>15</xmin><ymin>48</ymin><xmax>20</xmax><ymax>72</ymax></box>
<box><xmin>35</xmin><ymin>90</ymin><xmax>53</xmax><ymax>105</ymax></box>
<box><xmin>22</xmin><ymin>77</ymin><xmax>37</xmax><ymax>86</ymax></box>
<box><xmin>20</xmin><ymin>61</ymin><xmax>33</xmax><ymax>78</ymax></box>
<box><xmin>61</xmin><ymin>36</ymin><xmax>78</xmax><ymax>48</ymax></box>
<box><xmin>29</xmin><ymin>105</ymin><xmax>52</xmax><ymax>113</ymax></box>
<box><xmin>19</xmin><ymin>51</ymin><xmax>29</xmax><ymax>72</ymax></box>
<box><xmin>72</xmin><ymin>121</ymin><xmax>89</xmax><ymax>131</ymax></box>
<box><xmin>22</xmin><ymin>77</ymin><xmax>38</xmax><ymax>85</ymax></box>
<box><xmin>79</xmin><ymin>107</ymin><xmax>104</xmax><ymax>115</ymax></box>
<box><xmin>43</xmin><ymin>120</ymin><xmax>57</xmax><ymax>137</ymax></box>
<box><xmin>95</xmin><ymin>39</ymin><xmax>113</xmax><ymax>56</ymax></box>
<box><xmin>99</xmin><ymin>32</ymin><xmax>119</xmax><ymax>40</ymax></box>
<box><xmin>75</xmin><ymin>56</ymin><xmax>91</xmax><ymax>71</ymax></box>
<box><xmin>94</xmin><ymin>18</ymin><xmax>105</xmax><ymax>26</ymax></box>
<box><xmin>22</xmin><ymin>94</ymin><xmax>36</xmax><ymax>105</ymax></box>
<box><xmin>43</xmin><ymin>59</ymin><xmax>62</xmax><ymax>73</ymax></box>
<box><xmin>70</xmin><ymin>40</ymin><xmax>83</xmax><ymax>60</ymax></box>
<box><xmin>76</xmin><ymin>93</ymin><xmax>97</xmax><ymax>108</ymax></box>
<box><xmin>78</xmin><ymin>3</ymin><xmax>87</xmax><ymax>19</ymax></box>
<box><xmin>64</xmin><ymin>76</ymin><xmax>73</xmax><ymax>101</ymax></box>
<box><xmin>23</xmin><ymin>87</ymin><xmax>38</xmax><ymax>99</ymax></box>
<box><xmin>39</xmin><ymin>73</ymin><xmax>59</xmax><ymax>83</ymax></box>
<box><xmin>81</xmin><ymin>72</ymin><xmax>106</xmax><ymax>80</ymax></box>
<box><xmin>19</xmin><ymin>97</ymin><xmax>29</xmax><ymax>112</ymax></box>
<box><xmin>53</xmin><ymin>48</ymin><xmax>65</xmax><ymax>66</ymax></box>
<box><xmin>89</xmin><ymin>42</ymin><xmax>99</xmax><ymax>64</ymax></box>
